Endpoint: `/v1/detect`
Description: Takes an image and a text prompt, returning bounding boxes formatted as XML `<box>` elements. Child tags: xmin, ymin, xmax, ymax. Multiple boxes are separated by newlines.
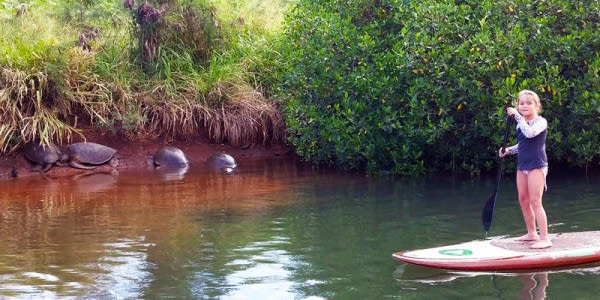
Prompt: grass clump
<box><xmin>0</xmin><ymin>0</ymin><xmax>288</xmax><ymax>153</ymax></box>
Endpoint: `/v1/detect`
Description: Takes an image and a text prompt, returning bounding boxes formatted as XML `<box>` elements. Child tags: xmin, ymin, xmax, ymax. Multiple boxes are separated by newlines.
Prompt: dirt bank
<box><xmin>0</xmin><ymin>129</ymin><xmax>295</xmax><ymax>180</ymax></box>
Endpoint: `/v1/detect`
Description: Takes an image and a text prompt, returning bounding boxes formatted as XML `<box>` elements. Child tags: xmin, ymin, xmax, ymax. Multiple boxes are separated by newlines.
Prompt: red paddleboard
<box><xmin>392</xmin><ymin>231</ymin><xmax>600</xmax><ymax>271</ymax></box>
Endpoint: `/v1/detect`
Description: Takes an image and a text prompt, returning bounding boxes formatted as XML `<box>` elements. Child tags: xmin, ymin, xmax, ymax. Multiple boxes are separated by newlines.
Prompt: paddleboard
<box><xmin>392</xmin><ymin>231</ymin><xmax>600</xmax><ymax>271</ymax></box>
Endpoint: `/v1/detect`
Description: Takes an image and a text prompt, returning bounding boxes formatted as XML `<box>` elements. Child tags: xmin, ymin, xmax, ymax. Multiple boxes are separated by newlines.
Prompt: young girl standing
<box><xmin>499</xmin><ymin>89</ymin><xmax>552</xmax><ymax>249</ymax></box>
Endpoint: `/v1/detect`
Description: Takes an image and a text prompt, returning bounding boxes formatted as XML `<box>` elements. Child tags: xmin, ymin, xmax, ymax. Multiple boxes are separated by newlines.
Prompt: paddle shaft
<box><xmin>481</xmin><ymin>115</ymin><xmax>513</xmax><ymax>232</ymax></box>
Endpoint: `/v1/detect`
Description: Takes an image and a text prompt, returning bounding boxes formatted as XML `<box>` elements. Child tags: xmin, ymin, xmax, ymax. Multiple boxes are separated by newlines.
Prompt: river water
<box><xmin>0</xmin><ymin>158</ymin><xmax>599</xmax><ymax>299</ymax></box>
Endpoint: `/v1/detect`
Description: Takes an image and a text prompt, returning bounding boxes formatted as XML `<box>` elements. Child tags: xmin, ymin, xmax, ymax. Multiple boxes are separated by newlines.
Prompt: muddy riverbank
<box><xmin>0</xmin><ymin>130</ymin><xmax>294</xmax><ymax>180</ymax></box>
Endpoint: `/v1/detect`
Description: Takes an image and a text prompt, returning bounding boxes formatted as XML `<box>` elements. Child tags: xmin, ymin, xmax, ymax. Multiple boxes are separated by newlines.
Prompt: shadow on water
<box><xmin>0</xmin><ymin>162</ymin><xmax>600</xmax><ymax>299</ymax></box>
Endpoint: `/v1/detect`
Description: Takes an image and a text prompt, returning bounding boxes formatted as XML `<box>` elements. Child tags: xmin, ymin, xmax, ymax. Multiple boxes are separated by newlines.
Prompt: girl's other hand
<box><xmin>506</xmin><ymin>107</ymin><xmax>518</xmax><ymax>116</ymax></box>
<box><xmin>498</xmin><ymin>148</ymin><xmax>507</xmax><ymax>158</ymax></box>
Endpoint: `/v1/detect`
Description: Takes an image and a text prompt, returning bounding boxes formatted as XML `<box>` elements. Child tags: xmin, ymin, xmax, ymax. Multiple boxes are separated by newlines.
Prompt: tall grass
<box><xmin>0</xmin><ymin>3</ymin><xmax>84</xmax><ymax>150</ymax></box>
<box><xmin>0</xmin><ymin>0</ymin><xmax>290</xmax><ymax>153</ymax></box>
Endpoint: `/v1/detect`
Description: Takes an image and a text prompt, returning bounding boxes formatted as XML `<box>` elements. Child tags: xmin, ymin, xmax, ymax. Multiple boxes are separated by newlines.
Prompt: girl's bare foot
<box><xmin>530</xmin><ymin>239</ymin><xmax>552</xmax><ymax>249</ymax></box>
<box><xmin>514</xmin><ymin>233</ymin><xmax>540</xmax><ymax>241</ymax></box>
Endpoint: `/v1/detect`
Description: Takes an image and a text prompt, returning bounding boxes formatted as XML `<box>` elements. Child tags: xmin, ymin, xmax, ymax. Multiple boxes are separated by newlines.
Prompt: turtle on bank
<box><xmin>147</xmin><ymin>146</ymin><xmax>189</xmax><ymax>168</ymax></box>
<box><xmin>23</xmin><ymin>141</ymin><xmax>61</xmax><ymax>172</ymax></box>
<box><xmin>206</xmin><ymin>152</ymin><xmax>237</xmax><ymax>173</ymax></box>
<box><xmin>60</xmin><ymin>142</ymin><xmax>118</xmax><ymax>170</ymax></box>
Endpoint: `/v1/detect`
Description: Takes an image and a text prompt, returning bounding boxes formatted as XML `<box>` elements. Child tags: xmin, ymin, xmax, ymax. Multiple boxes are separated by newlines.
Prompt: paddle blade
<box><xmin>481</xmin><ymin>191</ymin><xmax>497</xmax><ymax>232</ymax></box>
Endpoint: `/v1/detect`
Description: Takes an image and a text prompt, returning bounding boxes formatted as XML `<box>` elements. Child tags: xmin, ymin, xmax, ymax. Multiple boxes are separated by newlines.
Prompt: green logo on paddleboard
<box><xmin>439</xmin><ymin>249</ymin><xmax>473</xmax><ymax>256</ymax></box>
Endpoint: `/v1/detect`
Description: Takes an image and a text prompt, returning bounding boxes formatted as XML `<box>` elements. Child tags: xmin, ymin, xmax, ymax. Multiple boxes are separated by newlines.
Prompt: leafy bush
<box><xmin>271</xmin><ymin>0</ymin><xmax>600</xmax><ymax>175</ymax></box>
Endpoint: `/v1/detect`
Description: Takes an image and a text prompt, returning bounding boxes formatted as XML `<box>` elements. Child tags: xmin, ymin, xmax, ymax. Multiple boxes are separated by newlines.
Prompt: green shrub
<box><xmin>271</xmin><ymin>0</ymin><xmax>600</xmax><ymax>175</ymax></box>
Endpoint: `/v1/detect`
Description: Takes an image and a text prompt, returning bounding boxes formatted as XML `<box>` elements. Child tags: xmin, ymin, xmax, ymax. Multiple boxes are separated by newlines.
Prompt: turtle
<box><xmin>147</xmin><ymin>146</ymin><xmax>189</xmax><ymax>169</ymax></box>
<box><xmin>23</xmin><ymin>141</ymin><xmax>61</xmax><ymax>172</ymax></box>
<box><xmin>206</xmin><ymin>152</ymin><xmax>237</xmax><ymax>173</ymax></box>
<box><xmin>60</xmin><ymin>142</ymin><xmax>118</xmax><ymax>170</ymax></box>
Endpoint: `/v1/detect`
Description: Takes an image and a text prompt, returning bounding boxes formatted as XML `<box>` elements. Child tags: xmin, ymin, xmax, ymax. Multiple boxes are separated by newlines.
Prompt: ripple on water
<box><xmin>223</xmin><ymin>246</ymin><xmax>296</xmax><ymax>300</ymax></box>
<box><xmin>84</xmin><ymin>237</ymin><xmax>154</xmax><ymax>299</ymax></box>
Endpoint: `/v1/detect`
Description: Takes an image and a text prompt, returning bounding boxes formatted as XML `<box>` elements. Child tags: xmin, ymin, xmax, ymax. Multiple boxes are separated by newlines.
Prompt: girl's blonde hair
<box><xmin>516</xmin><ymin>89</ymin><xmax>542</xmax><ymax>113</ymax></box>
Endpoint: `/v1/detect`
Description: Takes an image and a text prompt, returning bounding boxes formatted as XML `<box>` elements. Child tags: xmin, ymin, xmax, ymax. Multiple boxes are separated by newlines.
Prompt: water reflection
<box><xmin>154</xmin><ymin>166</ymin><xmax>189</xmax><ymax>181</ymax></box>
<box><xmin>70</xmin><ymin>172</ymin><xmax>117</xmax><ymax>193</ymax></box>
<box><xmin>394</xmin><ymin>262</ymin><xmax>600</xmax><ymax>299</ymax></box>
<box><xmin>87</xmin><ymin>237</ymin><xmax>154</xmax><ymax>299</ymax></box>
<box><xmin>0</xmin><ymin>158</ymin><xmax>311</xmax><ymax>299</ymax></box>
<box><xmin>224</xmin><ymin>239</ymin><xmax>296</xmax><ymax>299</ymax></box>
<box><xmin>0</xmin><ymin>164</ymin><xmax>600</xmax><ymax>299</ymax></box>
<box><xmin>518</xmin><ymin>272</ymin><xmax>548</xmax><ymax>300</ymax></box>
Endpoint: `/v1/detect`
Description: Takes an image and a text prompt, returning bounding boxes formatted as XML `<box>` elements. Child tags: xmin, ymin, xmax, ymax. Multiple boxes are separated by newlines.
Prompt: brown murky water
<box><xmin>0</xmin><ymin>158</ymin><xmax>312</xmax><ymax>298</ymax></box>
<box><xmin>2</xmin><ymin>161</ymin><xmax>600</xmax><ymax>299</ymax></box>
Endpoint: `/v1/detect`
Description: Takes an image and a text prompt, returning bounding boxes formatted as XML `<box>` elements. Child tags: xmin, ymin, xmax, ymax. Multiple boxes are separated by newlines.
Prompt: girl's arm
<box><xmin>499</xmin><ymin>144</ymin><xmax>518</xmax><ymax>157</ymax></box>
<box><xmin>504</xmin><ymin>144</ymin><xmax>518</xmax><ymax>155</ymax></box>
<box><xmin>512</xmin><ymin>114</ymin><xmax>548</xmax><ymax>138</ymax></box>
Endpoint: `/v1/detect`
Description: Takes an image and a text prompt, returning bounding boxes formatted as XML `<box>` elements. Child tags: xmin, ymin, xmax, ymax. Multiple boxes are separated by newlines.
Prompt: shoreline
<box><xmin>0</xmin><ymin>133</ymin><xmax>294</xmax><ymax>180</ymax></box>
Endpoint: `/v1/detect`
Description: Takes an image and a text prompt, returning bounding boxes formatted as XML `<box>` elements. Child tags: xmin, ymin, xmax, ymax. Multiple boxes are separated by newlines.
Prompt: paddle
<box><xmin>481</xmin><ymin>115</ymin><xmax>513</xmax><ymax>233</ymax></box>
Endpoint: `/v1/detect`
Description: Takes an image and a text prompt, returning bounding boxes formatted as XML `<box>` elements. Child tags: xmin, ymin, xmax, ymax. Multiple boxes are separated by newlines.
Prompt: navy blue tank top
<box><xmin>517</xmin><ymin>127</ymin><xmax>548</xmax><ymax>170</ymax></box>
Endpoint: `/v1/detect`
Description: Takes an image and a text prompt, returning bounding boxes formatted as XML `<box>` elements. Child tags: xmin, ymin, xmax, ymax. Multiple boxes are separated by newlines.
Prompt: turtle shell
<box><xmin>153</xmin><ymin>146</ymin><xmax>189</xmax><ymax>168</ymax></box>
<box><xmin>206</xmin><ymin>153</ymin><xmax>237</xmax><ymax>169</ymax></box>
<box><xmin>23</xmin><ymin>141</ymin><xmax>60</xmax><ymax>164</ymax></box>
<box><xmin>66</xmin><ymin>142</ymin><xmax>116</xmax><ymax>164</ymax></box>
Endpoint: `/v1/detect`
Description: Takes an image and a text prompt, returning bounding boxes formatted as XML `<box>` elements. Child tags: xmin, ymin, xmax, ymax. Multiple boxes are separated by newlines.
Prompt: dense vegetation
<box><xmin>270</xmin><ymin>0</ymin><xmax>600</xmax><ymax>175</ymax></box>
<box><xmin>0</xmin><ymin>0</ymin><xmax>288</xmax><ymax>152</ymax></box>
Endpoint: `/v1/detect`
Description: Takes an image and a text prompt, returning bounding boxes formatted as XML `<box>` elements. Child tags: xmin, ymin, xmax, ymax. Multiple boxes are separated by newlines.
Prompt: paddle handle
<box><xmin>495</xmin><ymin>115</ymin><xmax>513</xmax><ymax>188</ymax></box>
<box><xmin>481</xmin><ymin>115</ymin><xmax>513</xmax><ymax>232</ymax></box>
